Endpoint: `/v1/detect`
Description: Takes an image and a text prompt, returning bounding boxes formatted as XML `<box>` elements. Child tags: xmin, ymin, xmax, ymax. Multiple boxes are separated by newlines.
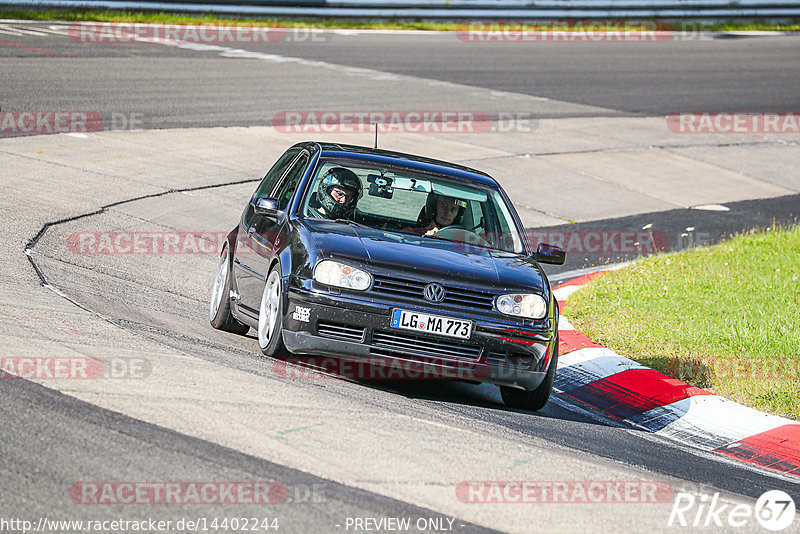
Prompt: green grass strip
<box><xmin>1</xmin><ymin>8</ymin><xmax>799</xmax><ymax>32</ymax></box>
<box><xmin>0</xmin><ymin>8</ymin><xmax>459</xmax><ymax>29</ymax></box>
<box><xmin>565</xmin><ymin>224</ymin><xmax>800</xmax><ymax>420</ymax></box>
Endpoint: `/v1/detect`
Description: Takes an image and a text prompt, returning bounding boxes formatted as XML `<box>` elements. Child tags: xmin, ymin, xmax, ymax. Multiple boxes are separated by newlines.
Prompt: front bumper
<box><xmin>281</xmin><ymin>281</ymin><xmax>556</xmax><ymax>391</ymax></box>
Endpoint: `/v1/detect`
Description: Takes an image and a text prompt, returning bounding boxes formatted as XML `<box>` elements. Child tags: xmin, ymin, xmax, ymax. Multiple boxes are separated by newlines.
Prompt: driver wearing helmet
<box><xmin>403</xmin><ymin>193</ymin><xmax>466</xmax><ymax>236</ymax></box>
<box><xmin>310</xmin><ymin>167</ymin><xmax>362</xmax><ymax>220</ymax></box>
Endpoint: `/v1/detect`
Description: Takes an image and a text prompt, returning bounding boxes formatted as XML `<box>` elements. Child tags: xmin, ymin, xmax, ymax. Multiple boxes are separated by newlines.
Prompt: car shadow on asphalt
<box><xmin>367</xmin><ymin>378</ymin><xmax>621</xmax><ymax>426</ymax></box>
<box><xmin>270</xmin><ymin>353</ymin><xmax>621</xmax><ymax>427</ymax></box>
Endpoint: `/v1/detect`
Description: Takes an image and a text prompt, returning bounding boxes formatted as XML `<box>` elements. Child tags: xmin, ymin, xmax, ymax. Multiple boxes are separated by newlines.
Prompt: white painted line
<box><xmin>0</xmin><ymin>24</ymin><xmax>50</xmax><ymax>36</ymax></box>
<box><xmin>31</xmin><ymin>25</ymin><xmax>72</xmax><ymax>35</ymax></box>
<box><xmin>0</xmin><ymin>23</ymin><xmax>71</xmax><ymax>36</ymax></box>
<box><xmin>0</xmin><ymin>24</ymin><xmax>23</xmax><ymax>36</ymax></box>
<box><xmin>691</xmin><ymin>203</ymin><xmax>730</xmax><ymax>211</ymax></box>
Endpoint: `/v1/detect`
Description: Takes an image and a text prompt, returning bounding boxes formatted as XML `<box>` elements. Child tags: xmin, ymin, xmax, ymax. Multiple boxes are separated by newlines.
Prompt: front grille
<box><xmin>371</xmin><ymin>274</ymin><xmax>495</xmax><ymax>312</ymax></box>
<box><xmin>487</xmin><ymin>350</ymin><xmax>507</xmax><ymax>366</ymax></box>
<box><xmin>371</xmin><ymin>329</ymin><xmax>482</xmax><ymax>362</ymax></box>
<box><xmin>487</xmin><ymin>350</ymin><xmax>534</xmax><ymax>368</ymax></box>
<box><xmin>317</xmin><ymin>321</ymin><xmax>365</xmax><ymax>342</ymax></box>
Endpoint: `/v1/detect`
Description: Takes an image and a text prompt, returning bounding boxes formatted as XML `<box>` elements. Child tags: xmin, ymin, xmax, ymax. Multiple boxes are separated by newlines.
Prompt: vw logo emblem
<box><xmin>423</xmin><ymin>283</ymin><xmax>446</xmax><ymax>303</ymax></box>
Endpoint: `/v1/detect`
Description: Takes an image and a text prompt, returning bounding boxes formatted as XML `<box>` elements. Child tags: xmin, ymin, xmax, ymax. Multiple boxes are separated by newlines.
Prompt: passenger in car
<box><xmin>403</xmin><ymin>193</ymin><xmax>467</xmax><ymax>236</ymax></box>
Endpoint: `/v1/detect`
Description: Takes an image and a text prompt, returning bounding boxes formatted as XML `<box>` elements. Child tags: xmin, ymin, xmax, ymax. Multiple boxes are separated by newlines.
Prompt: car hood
<box><xmin>302</xmin><ymin>219</ymin><xmax>546</xmax><ymax>293</ymax></box>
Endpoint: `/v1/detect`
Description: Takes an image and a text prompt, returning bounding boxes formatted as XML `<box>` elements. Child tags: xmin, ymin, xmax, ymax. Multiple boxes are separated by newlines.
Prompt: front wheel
<box><xmin>258</xmin><ymin>266</ymin><xmax>288</xmax><ymax>357</ymax></box>
<box><xmin>209</xmin><ymin>244</ymin><xmax>250</xmax><ymax>335</ymax></box>
<box><xmin>500</xmin><ymin>334</ymin><xmax>559</xmax><ymax>411</ymax></box>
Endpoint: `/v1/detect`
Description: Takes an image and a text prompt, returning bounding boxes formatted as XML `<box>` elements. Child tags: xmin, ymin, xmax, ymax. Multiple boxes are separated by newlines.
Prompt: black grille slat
<box><xmin>371</xmin><ymin>329</ymin><xmax>482</xmax><ymax>362</ymax></box>
<box><xmin>373</xmin><ymin>331</ymin><xmax>475</xmax><ymax>352</ymax></box>
<box><xmin>369</xmin><ymin>349</ymin><xmax>477</xmax><ymax>369</ymax></box>
<box><xmin>450</xmin><ymin>290</ymin><xmax>491</xmax><ymax>300</ymax></box>
<box><xmin>374</xmin><ymin>287</ymin><xmax>422</xmax><ymax>298</ymax></box>
<box><xmin>443</xmin><ymin>295</ymin><xmax>492</xmax><ymax>307</ymax></box>
<box><xmin>446</xmin><ymin>290</ymin><xmax>495</xmax><ymax>304</ymax></box>
<box><xmin>317</xmin><ymin>321</ymin><xmax>365</xmax><ymax>342</ymax></box>
<box><xmin>486</xmin><ymin>350</ymin><xmax>533</xmax><ymax>368</ymax></box>
<box><xmin>372</xmin><ymin>284</ymin><xmax>424</xmax><ymax>299</ymax></box>
<box><xmin>371</xmin><ymin>274</ymin><xmax>495</xmax><ymax>312</ymax></box>
<box><xmin>487</xmin><ymin>350</ymin><xmax>507</xmax><ymax>365</ymax></box>
<box><xmin>373</xmin><ymin>335</ymin><xmax>476</xmax><ymax>358</ymax></box>
<box><xmin>375</xmin><ymin>278</ymin><xmax>425</xmax><ymax>289</ymax></box>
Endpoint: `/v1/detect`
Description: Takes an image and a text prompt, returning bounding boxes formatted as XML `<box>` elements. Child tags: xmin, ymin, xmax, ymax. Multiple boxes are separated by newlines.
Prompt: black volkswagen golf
<box><xmin>210</xmin><ymin>142</ymin><xmax>565</xmax><ymax>411</ymax></box>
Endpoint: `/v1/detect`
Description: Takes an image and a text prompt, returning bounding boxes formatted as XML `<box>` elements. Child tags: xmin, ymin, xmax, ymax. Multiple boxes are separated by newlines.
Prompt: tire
<box><xmin>258</xmin><ymin>265</ymin><xmax>288</xmax><ymax>357</ymax></box>
<box><xmin>209</xmin><ymin>243</ymin><xmax>250</xmax><ymax>335</ymax></box>
<box><xmin>500</xmin><ymin>333</ymin><xmax>559</xmax><ymax>411</ymax></box>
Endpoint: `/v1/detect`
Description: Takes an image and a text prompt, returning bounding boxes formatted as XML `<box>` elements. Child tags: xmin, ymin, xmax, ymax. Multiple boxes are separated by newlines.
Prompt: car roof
<box><xmin>296</xmin><ymin>141</ymin><xmax>500</xmax><ymax>188</ymax></box>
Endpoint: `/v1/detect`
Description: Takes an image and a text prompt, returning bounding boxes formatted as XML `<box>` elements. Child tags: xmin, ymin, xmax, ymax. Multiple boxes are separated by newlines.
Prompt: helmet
<box><xmin>416</xmin><ymin>192</ymin><xmax>466</xmax><ymax>227</ymax></box>
<box><xmin>317</xmin><ymin>167</ymin><xmax>362</xmax><ymax>219</ymax></box>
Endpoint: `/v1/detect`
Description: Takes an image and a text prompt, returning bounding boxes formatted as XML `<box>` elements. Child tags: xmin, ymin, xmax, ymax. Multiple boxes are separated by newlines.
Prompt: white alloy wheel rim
<box><xmin>258</xmin><ymin>270</ymin><xmax>281</xmax><ymax>349</ymax></box>
<box><xmin>210</xmin><ymin>247</ymin><xmax>228</xmax><ymax>322</ymax></box>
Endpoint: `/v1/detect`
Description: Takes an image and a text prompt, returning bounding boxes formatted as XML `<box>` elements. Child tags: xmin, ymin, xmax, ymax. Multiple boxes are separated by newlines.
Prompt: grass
<box><xmin>564</xmin><ymin>224</ymin><xmax>800</xmax><ymax>420</ymax></box>
<box><xmin>0</xmin><ymin>9</ymin><xmax>459</xmax><ymax>29</ymax></box>
<box><xmin>1</xmin><ymin>8</ymin><xmax>799</xmax><ymax>32</ymax></box>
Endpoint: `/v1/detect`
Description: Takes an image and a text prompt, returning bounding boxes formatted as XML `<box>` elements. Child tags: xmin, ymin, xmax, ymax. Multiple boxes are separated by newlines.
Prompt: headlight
<box><xmin>313</xmin><ymin>260</ymin><xmax>372</xmax><ymax>291</ymax></box>
<box><xmin>496</xmin><ymin>293</ymin><xmax>547</xmax><ymax>319</ymax></box>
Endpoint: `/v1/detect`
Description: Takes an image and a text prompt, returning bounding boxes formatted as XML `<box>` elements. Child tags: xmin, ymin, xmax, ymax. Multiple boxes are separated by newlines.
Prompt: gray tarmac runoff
<box><xmin>1</xmin><ymin>21</ymin><xmax>800</xmax><ymax>533</ymax></box>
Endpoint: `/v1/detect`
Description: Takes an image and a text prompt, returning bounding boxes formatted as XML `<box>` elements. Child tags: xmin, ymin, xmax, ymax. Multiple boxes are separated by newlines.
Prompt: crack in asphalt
<box><xmin>24</xmin><ymin>178</ymin><xmax>259</xmax><ymax>305</ymax></box>
<box><xmin>34</xmin><ymin>251</ymin><xmax>209</xmax><ymax>306</ymax></box>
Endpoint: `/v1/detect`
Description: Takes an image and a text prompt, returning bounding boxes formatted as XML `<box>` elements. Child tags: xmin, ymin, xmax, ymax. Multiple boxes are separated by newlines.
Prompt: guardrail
<box><xmin>2</xmin><ymin>0</ymin><xmax>800</xmax><ymax>18</ymax></box>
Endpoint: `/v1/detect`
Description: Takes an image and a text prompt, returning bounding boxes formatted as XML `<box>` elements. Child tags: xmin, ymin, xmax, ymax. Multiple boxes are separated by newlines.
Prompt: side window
<box><xmin>275</xmin><ymin>153</ymin><xmax>310</xmax><ymax>210</ymax></box>
<box><xmin>491</xmin><ymin>196</ymin><xmax>524</xmax><ymax>253</ymax></box>
<box><xmin>252</xmin><ymin>147</ymin><xmax>301</xmax><ymax>201</ymax></box>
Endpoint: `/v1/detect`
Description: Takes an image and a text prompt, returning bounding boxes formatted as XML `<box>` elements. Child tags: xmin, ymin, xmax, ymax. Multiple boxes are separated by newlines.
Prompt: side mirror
<box><xmin>534</xmin><ymin>243</ymin><xmax>566</xmax><ymax>265</ymax></box>
<box><xmin>253</xmin><ymin>197</ymin><xmax>284</xmax><ymax>222</ymax></box>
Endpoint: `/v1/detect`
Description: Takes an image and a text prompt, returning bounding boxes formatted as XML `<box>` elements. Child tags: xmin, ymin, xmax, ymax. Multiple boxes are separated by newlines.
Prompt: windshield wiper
<box><xmin>424</xmin><ymin>233</ymin><xmax>447</xmax><ymax>241</ymax></box>
<box><xmin>333</xmin><ymin>219</ymin><xmax>370</xmax><ymax>229</ymax></box>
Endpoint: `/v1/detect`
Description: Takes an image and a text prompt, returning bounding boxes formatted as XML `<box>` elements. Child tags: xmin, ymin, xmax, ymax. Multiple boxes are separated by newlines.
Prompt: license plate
<box><xmin>390</xmin><ymin>309</ymin><xmax>472</xmax><ymax>339</ymax></box>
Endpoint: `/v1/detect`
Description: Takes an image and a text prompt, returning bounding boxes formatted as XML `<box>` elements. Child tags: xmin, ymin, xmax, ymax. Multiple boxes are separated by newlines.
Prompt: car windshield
<box><xmin>300</xmin><ymin>159</ymin><xmax>526</xmax><ymax>254</ymax></box>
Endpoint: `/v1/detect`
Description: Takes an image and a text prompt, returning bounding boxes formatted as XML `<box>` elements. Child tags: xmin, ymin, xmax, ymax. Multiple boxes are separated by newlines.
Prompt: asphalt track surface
<box><xmin>2</xmin><ymin>22</ymin><xmax>800</xmax><ymax>533</ymax></box>
<box><xmin>2</xmin><ymin>22</ymin><xmax>798</xmax><ymax>274</ymax></box>
<box><xmin>1</xmin><ymin>377</ymin><xmax>498</xmax><ymax>534</ymax></box>
<box><xmin>1</xmin><ymin>25</ymin><xmax>800</xmax><ymax>122</ymax></box>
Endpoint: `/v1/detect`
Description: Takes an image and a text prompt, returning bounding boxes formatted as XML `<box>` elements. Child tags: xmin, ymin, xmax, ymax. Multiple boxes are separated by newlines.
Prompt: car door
<box><xmin>237</xmin><ymin>150</ymin><xmax>311</xmax><ymax>314</ymax></box>
<box><xmin>233</xmin><ymin>147</ymin><xmax>301</xmax><ymax>317</ymax></box>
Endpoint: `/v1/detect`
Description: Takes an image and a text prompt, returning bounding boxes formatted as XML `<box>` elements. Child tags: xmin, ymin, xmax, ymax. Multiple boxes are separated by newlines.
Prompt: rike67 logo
<box><xmin>669</xmin><ymin>490</ymin><xmax>796</xmax><ymax>531</ymax></box>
